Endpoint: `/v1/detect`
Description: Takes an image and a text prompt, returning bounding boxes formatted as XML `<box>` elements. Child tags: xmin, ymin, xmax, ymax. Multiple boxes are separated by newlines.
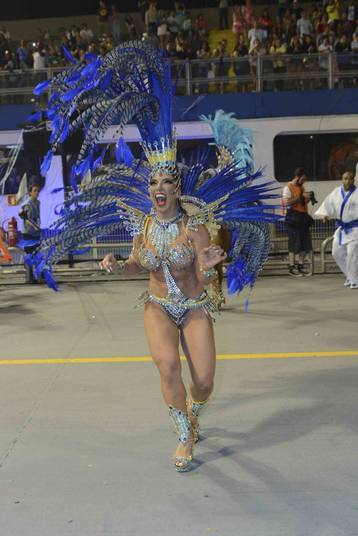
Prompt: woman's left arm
<box><xmin>189</xmin><ymin>224</ymin><xmax>227</xmax><ymax>285</ymax></box>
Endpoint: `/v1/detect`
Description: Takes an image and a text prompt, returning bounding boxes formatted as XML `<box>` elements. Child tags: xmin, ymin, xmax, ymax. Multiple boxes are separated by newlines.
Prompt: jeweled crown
<box><xmin>141</xmin><ymin>134</ymin><xmax>177</xmax><ymax>173</ymax></box>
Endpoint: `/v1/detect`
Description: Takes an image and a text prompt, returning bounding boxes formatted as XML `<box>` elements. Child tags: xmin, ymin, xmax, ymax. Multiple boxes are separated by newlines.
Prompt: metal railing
<box><xmin>0</xmin><ymin>52</ymin><xmax>357</xmax><ymax>103</ymax></box>
<box><xmin>0</xmin><ymin>220</ymin><xmax>340</xmax><ymax>284</ymax></box>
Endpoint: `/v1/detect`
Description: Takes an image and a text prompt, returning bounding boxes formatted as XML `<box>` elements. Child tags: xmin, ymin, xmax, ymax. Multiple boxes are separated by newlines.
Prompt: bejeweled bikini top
<box><xmin>137</xmin><ymin>213</ymin><xmax>195</xmax><ymax>273</ymax></box>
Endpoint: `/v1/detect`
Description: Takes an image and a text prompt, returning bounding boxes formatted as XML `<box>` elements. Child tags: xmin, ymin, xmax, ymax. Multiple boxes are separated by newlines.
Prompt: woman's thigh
<box><xmin>180</xmin><ymin>308</ymin><xmax>216</xmax><ymax>384</ymax></box>
<box><xmin>144</xmin><ymin>302</ymin><xmax>180</xmax><ymax>373</ymax></box>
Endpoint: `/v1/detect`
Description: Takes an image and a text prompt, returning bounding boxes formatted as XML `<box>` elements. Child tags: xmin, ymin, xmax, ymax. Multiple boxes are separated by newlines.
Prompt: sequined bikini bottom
<box><xmin>138</xmin><ymin>289</ymin><xmax>217</xmax><ymax>327</ymax></box>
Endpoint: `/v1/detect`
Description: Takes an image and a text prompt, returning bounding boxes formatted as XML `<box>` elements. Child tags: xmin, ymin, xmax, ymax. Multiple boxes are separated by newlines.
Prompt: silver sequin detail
<box><xmin>169</xmin><ymin>406</ymin><xmax>191</xmax><ymax>444</ymax></box>
<box><xmin>190</xmin><ymin>400</ymin><xmax>208</xmax><ymax>418</ymax></box>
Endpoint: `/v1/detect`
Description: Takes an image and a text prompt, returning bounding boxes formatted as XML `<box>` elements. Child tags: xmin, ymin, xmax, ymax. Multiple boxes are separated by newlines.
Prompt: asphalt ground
<box><xmin>0</xmin><ymin>274</ymin><xmax>357</xmax><ymax>536</ymax></box>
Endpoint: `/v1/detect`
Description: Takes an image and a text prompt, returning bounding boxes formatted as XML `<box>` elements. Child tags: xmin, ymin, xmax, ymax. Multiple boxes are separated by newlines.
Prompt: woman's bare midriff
<box><xmin>148</xmin><ymin>264</ymin><xmax>204</xmax><ymax>299</ymax></box>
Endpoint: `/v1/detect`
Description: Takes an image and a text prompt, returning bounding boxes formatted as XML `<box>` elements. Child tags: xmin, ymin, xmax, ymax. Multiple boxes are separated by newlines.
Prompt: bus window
<box><xmin>274</xmin><ymin>132</ymin><xmax>358</xmax><ymax>182</ymax></box>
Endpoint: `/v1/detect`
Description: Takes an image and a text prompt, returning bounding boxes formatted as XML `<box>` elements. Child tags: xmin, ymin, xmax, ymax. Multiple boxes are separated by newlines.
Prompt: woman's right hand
<box><xmin>99</xmin><ymin>253</ymin><xmax>118</xmax><ymax>273</ymax></box>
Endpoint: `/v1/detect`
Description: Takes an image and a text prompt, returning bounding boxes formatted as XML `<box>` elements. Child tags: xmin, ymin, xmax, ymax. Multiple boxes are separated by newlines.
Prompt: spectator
<box><xmin>288</xmin><ymin>34</ymin><xmax>303</xmax><ymax>54</ymax></box>
<box><xmin>218</xmin><ymin>0</ymin><xmax>229</xmax><ymax>30</ymax></box>
<box><xmin>157</xmin><ymin>13</ymin><xmax>168</xmax><ymax>48</ymax></box>
<box><xmin>249</xmin><ymin>38</ymin><xmax>267</xmax><ymax>76</ymax></box>
<box><xmin>242</xmin><ymin>0</ymin><xmax>255</xmax><ymax>27</ymax></box>
<box><xmin>232</xmin><ymin>5</ymin><xmax>246</xmax><ymax>44</ymax></box>
<box><xmin>182</xmin><ymin>10</ymin><xmax>193</xmax><ymax>38</ymax></box>
<box><xmin>167</xmin><ymin>12</ymin><xmax>179</xmax><ymax>37</ymax></box>
<box><xmin>248</xmin><ymin>20</ymin><xmax>268</xmax><ymax>50</ymax></box>
<box><xmin>0</xmin><ymin>26</ymin><xmax>11</xmax><ymax>42</ymax></box>
<box><xmin>326</xmin><ymin>0</ymin><xmax>340</xmax><ymax>28</ymax></box>
<box><xmin>335</xmin><ymin>34</ymin><xmax>350</xmax><ymax>53</ymax></box>
<box><xmin>80</xmin><ymin>23</ymin><xmax>94</xmax><ymax>44</ymax></box>
<box><xmin>297</xmin><ymin>11</ymin><xmax>313</xmax><ymax>38</ymax></box>
<box><xmin>165</xmin><ymin>40</ymin><xmax>177</xmax><ymax>60</ymax></box>
<box><xmin>98</xmin><ymin>1</ymin><xmax>110</xmax><ymax>35</ymax></box>
<box><xmin>282</xmin><ymin>167</ymin><xmax>313</xmax><ymax>276</ymax></box>
<box><xmin>125</xmin><ymin>16</ymin><xmax>138</xmax><ymax>40</ymax></box>
<box><xmin>17</xmin><ymin>40</ymin><xmax>29</xmax><ymax>71</ymax></box>
<box><xmin>301</xmin><ymin>34</ymin><xmax>317</xmax><ymax>53</ymax></box>
<box><xmin>175</xmin><ymin>32</ymin><xmax>188</xmax><ymax>60</ymax></box>
<box><xmin>145</xmin><ymin>2</ymin><xmax>158</xmax><ymax>35</ymax></box>
<box><xmin>138</xmin><ymin>1</ymin><xmax>148</xmax><ymax>24</ymax></box>
<box><xmin>33</xmin><ymin>46</ymin><xmax>46</xmax><ymax>70</ymax></box>
<box><xmin>258</xmin><ymin>9</ymin><xmax>274</xmax><ymax>32</ymax></box>
<box><xmin>232</xmin><ymin>35</ymin><xmax>250</xmax><ymax>92</ymax></box>
<box><xmin>269</xmin><ymin>37</ymin><xmax>288</xmax><ymax>90</ymax></box>
<box><xmin>3</xmin><ymin>51</ymin><xmax>15</xmax><ymax>72</ymax></box>
<box><xmin>212</xmin><ymin>39</ymin><xmax>230</xmax><ymax>93</ymax></box>
<box><xmin>285</xmin><ymin>12</ymin><xmax>299</xmax><ymax>40</ymax></box>
<box><xmin>316</xmin><ymin>13</ymin><xmax>329</xmax><ymax>36</ymax></box>
<box><xmin>174</xmin><ymin>2</ymin><xmax>185</xmax><ymax>29</ymax></box>
<box><xmin>194</xmin><ymin>13</ymin><xmax>209</xmax><ymax>40</ymax></box>
<box><xmin>351</xmin><ymin>32</ymin><xmax>358</xmax><ymax>52</ymax></box>
<box><xmin>142</xmin><ymin>27</ymin><xmax>159</xmax><ymax>48</ymax></box>
<box><xmin>318</xmin><ymin>35</ymin><xmax>332</xmax><ymax>70</ymax></box>
<box><xmin>289</xmin><ymin>0</ymin><xmax>303</xmax><ymax>19</ymax></box>
<box><xmin>111</xmin><ymin>5</ymin><xmax>121</xmax><ymax>44</ymax></box>
<box><xmin>347</xmin><ymin>1</ymin><xmax>357</xmax><ymax>30</ymax></box>
<box><xmin>196</xmin><ymin>40</ymin><xmax>211</xmax><ymax>93</ymax></box>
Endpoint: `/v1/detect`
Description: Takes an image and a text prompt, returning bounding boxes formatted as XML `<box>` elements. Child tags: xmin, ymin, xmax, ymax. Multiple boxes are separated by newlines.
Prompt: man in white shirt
<box><xmin>315</xmin><ymin>171</ymin><xmax>358</xmax><ymax>289</ymax></box>
<box><xmin>248</xmin><ymin>21</ymin><xmax>268</xmax><ymax>50</ymax></box>
<box><xmin>297</xmin><ymin>11</ymin><xmax>313</xmax><ymax>38</ymax></box>
<box><xmin>32</xmin><ymin>48</ymin><xmax>46</xmax><ymax>70</ymax></box>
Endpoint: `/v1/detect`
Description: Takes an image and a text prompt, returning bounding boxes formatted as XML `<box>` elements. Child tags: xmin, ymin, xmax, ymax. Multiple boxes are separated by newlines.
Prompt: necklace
<box><xmin>149</xmin><ymin>211</ymin><xmax>183</xmax><ymax>258</ymax></box>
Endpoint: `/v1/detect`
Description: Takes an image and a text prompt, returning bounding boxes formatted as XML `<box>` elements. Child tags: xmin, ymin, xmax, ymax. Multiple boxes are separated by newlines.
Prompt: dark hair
<box><xmin>294</xmin><ymin>167</ymin><xmax>306</xmax><ymax>178</ymax></box>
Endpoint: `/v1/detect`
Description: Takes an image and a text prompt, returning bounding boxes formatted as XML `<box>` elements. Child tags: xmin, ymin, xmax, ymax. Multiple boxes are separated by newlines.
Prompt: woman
<box><xmin>31</xmin><ymin>42</ymin><xmax>278</xmax><ymax>473</ymax></box>
<box><xmin>101</xmin><ymin>168</ymin><xmax>226</xmax><ymax>471</ymax></box>
<box><xmin>232</xmin><ymin>5</ymin><xmax>246</xmax><ymax>45</ymax></box>
<box><xmin>232</xmin><ymin>34</ymin><xmax>250</xmax><ymax>92</ymax></box>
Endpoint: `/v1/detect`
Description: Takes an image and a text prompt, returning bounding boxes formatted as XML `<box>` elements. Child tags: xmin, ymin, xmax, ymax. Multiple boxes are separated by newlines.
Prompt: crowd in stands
<box><xmin>0</xmin><ymin>0</ymin><xmax>356</xmax><ymax>91</ymax></box>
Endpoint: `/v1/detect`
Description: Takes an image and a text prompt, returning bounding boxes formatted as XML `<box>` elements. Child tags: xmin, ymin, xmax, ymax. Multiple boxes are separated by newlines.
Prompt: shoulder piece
<box><xmin>181</xmin><ymin>195</ymin><xmax>222</xmax><ymax>238</ymax></box>
<box><xmin>116</xmin><ymin>200</ymin><xmax>147</xmax><ymax>236</ymax></box>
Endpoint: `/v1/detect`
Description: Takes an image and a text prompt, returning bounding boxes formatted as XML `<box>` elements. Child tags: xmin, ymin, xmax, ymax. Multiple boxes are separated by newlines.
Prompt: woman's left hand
<box><xmin>198</xmin><ymin>245</ymin><xmax>227</xmax><ymax>270</ymax></box>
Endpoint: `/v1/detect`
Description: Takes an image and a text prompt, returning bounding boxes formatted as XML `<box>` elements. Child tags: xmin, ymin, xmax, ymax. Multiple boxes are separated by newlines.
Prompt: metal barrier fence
<box><xmin>0</xmin><ymin>220</ymin><xmax>339</xmax><ymax>284</ymax></box>
<box><xmin>0</xmin><ymin>52</ymin><xmax>357</xmax><ymax>103</ymax></box>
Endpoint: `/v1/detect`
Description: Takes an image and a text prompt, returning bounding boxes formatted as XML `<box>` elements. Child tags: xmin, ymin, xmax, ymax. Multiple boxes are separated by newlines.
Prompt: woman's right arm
<box><xmin>100</xmin><ymin>236</ymin><xmax>144</xmax><ymax>276</ymax></box>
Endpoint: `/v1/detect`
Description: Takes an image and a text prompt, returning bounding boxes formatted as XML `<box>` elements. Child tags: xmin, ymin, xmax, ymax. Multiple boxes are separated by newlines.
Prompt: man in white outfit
<box><xmin>315</xmin><ymin>171</ymin><xmax>358</xmax><ymax>289</ymax></box>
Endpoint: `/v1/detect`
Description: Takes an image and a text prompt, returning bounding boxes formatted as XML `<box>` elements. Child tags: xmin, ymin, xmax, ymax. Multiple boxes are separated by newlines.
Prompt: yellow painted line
<box><xmin>0</xmin><ymin>350</ymin><xmax>358</xmax><ymax>366</ymax></box>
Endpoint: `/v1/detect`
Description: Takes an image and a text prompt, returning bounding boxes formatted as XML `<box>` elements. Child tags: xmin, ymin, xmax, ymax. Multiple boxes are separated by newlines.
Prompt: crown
<box><xmin>141</xmin><ymin>134</ymin><xmax>177</xmax><ymax>173</ymax></box>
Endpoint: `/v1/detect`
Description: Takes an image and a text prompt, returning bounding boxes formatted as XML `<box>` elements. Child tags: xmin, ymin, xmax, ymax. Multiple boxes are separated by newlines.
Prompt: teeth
<box><xmin>155</xmin><ymin>194</ymin><xmax>166</xmax><ymax>200</ymax></box>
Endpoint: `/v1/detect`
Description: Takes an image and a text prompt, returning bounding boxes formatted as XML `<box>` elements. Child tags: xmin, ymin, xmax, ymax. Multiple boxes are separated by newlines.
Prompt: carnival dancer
<box><xmin>315</xmin><ymin>171</ymin><xmax>358</xmax><ymax>289</ymax></box>
<box><xmin>29</xmin><ymin>41</ymin><xmax>279</xmax><ymax>472</ymax></box>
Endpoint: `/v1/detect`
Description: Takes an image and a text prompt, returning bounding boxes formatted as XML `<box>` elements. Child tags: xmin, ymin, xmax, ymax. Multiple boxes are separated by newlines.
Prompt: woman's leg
<box><xmin>144</xmin><ymin>302</ymin><xmax>186</xmax><ymax>410</ymax></box>
<box><xmin>144</xmin><ymin>302</ymin><xmax>193</xmax><ymax>468</ymax></box>
<box><xmin>180</xmin><ymin>309</ymin><xmax>216</xmax><ymax>403</ymax></box>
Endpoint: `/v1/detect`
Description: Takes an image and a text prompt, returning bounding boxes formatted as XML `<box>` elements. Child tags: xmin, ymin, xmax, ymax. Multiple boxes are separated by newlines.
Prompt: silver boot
<box><xmin>169</xmin><ymin>406</ymin><xmax>194</xmax><ymax>472</ymax></box>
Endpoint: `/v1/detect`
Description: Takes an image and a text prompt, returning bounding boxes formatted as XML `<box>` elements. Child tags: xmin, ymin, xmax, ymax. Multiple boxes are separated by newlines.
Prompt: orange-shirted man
<box><xmin>282</xmin><ymin>167</ymin><xmax>314</xmax><ymax>276</ymax></box>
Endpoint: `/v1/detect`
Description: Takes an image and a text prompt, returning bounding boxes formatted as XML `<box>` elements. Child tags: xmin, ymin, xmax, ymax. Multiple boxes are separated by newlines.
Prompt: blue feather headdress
<box><xmin>34</xmin><ymin>41</ymin><xmax>177</xmax><ymax>182</ymax></box>
<box><xmin>29</xmin><ymin>42</ymin><xmax>281</xmax><ymax>294</ymax></box>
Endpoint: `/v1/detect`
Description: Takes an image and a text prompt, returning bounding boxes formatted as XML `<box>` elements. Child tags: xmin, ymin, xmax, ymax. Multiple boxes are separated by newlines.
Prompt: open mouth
<box><xmin>154</xmin><ymin>193</ymin><xmax>167</xmax><ymax>207</ymax></box>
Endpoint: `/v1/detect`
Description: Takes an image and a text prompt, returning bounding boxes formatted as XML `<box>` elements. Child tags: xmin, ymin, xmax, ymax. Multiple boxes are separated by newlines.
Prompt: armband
<box><xmin>199</xmin><ymin>265</ymin><xmax>216</xmax><ymax>279</ymax></box>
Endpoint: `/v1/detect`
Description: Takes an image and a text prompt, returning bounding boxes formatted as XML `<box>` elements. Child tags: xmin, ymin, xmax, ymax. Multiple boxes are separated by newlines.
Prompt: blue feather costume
<box><xmin>29</xmin><ymin>42</ymin><xmax>279</xmax><ymax>295</ymax></box>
